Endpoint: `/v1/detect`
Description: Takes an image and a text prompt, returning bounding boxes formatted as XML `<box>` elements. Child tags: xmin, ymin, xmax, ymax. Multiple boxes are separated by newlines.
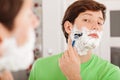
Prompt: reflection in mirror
<box><xmin>12</xmin><ymin>0</ymin><xmax>43</xmax><ymax>80</ymax></box>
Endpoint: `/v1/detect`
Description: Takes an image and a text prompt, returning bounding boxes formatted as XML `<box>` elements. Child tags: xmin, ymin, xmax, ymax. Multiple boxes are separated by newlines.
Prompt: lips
<box><xmin>88</xmin><ymin>33</ymin><xmax>99</xmax><ymax>38</ymax></box>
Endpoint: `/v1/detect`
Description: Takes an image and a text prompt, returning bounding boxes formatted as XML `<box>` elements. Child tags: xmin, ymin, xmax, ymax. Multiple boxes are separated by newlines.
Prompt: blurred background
<box><xmin>11</xmin><ymin>0</ymin><xmax>120</xmax><ymax>80</ymax></box>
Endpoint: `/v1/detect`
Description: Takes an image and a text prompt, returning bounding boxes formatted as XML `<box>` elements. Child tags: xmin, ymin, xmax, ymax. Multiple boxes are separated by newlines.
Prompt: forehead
<box><xmin>78</xmin><ymin>10</ymin><xmax>103</xmax><ymax>20</ymax></box>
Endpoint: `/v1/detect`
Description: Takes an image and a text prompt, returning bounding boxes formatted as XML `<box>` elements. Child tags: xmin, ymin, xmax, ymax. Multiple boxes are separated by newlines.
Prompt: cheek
<box><xmin>22</xmin><ymin>16</ymin><xmax>31</xmax><ymax>26</ymax></box>
<box><xmin>13</xmin><ymin>24</ymin><xmax>29</xmax><ymax>46</ymax></box>
<box><xmin>100</xmin><ymin>26</ymin><xmax>103</xmax><ymax>31</ymax></box>
<box><xmin>75</xmin><ymin>21</ymin><xmax>89</xmax><ymax>30</ymax></box>
<box><xmin>75</xmin><ymin>24</ymin><xmax>89</xmax><ymax>31</ymax></box>
<box><xmin>13</xmin><ymin>13</ymin><xmax>33</xmax><ymax>46</ymax></box>
<box><xmin>17</xmin><ymin>30</ymin><xmax>29</xmax><ymax>46</ymax></box>
<box><xmin>23</xmin><ymin>15</ymin><xmax>37</xmax><ymax>29</ymax></box>
<box><xmin>85</xmin><ymin>26</ymin><xmax>91</xmax><ymax>30</ymax></box>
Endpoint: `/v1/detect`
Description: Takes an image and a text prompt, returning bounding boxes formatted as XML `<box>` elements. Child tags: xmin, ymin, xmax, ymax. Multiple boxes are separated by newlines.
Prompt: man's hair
<box><xmin>0</xmin><ymin>0</ymin><xmax>23</xmax><ymax>31</ymax></box>
<box><xmin>62</xmin><ymin>0</ymin><xmax>106</xmax><ymax>42</ymax></box>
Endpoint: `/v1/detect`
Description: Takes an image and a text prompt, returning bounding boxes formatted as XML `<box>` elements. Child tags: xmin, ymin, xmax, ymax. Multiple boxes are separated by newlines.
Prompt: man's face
<box><xmin>0</xmin><ymin>0</ymin><xmax>39</xmax><ymax>53</ymax></box>
<box><xmin>12</xmin><ymin>0</ymin><xmax>39</xmax><ymax>46</ymax></box>
<box><xmin>74</xmin><ymin>10</ymin><xmax>104</xmax><ymax>34</ymax></box>
<box><xmin>0</xmin><ymin>0</ymin><xmax>39</xmax><ymax>71</ymax></box>
<box><xmin>68</xmin><ymin>10</ymin><xmax>104</xmax><ymax>55</ymax></box>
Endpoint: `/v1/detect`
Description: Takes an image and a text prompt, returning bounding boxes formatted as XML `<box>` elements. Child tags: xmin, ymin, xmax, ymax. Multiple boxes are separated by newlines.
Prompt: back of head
<box><xmin>62</xmin><ymin>0</ymin><xmax>106</xmax><ymax>42</ymax></box>
<box><xmin>0</xmin><ymin>0</ymin><xmax>23</xmax><ymax>31</ymax></box>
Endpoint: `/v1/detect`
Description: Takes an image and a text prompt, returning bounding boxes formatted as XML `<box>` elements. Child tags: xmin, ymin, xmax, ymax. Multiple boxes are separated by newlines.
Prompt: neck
<box><xmin>79</xmin><ymin>50</ymin><xmax>92</xmax><ymax>63</ymax></box>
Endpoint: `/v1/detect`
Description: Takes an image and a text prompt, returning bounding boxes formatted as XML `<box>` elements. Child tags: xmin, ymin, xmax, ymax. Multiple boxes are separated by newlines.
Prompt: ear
<box><xmin>64</xmin><ymin>21</ymin><xmax>73</xmax><ymax>35</ymax></box>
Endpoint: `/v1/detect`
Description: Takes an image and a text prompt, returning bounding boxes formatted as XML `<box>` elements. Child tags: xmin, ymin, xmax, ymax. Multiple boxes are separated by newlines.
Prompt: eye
<box><xmin>83</xmin><ymin>19</ymin><xmax>89</xmax><ymax>22</ymax></box>
<box><xmin>98</xmin><ymin>22</ymin><xmax>103</xmax><ymax>26</ymax></box>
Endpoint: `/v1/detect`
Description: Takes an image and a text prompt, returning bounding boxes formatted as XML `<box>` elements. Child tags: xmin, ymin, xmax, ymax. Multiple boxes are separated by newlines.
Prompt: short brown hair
<box><xmin>0</xmin><ymin>0</ymin><xmax>23</xmax><ymax>31</ymax></box>
<box><xmin>62</xmin><ymin>0</ymin><xmax>106</xmax><ymax>42</ymax></box>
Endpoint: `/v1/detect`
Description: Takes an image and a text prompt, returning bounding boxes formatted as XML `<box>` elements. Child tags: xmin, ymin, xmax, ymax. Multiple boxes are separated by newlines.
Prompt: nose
<box><xmin>91</xmin><ymin>22</ymin><xmax>100</xmax><ymax>31</ymax></box>
<box><xmin>32</xmin><ymin>13</ymin><xmax>40</xmax><ymax>29</ymax></box>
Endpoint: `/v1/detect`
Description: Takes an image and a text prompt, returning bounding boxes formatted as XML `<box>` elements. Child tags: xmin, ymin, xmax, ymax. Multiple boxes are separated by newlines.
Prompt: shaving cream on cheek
<box><xmin>70</xmin><ymin>26</ymin><xmax>102</xmax><ymax>55</ymax></box>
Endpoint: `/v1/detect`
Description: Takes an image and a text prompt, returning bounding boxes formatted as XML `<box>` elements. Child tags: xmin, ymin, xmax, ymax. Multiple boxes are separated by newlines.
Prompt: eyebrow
<box><xmin>82</xmin><ymin>13</ymin><xmax>104</xmax><ymax>21</ymax></box>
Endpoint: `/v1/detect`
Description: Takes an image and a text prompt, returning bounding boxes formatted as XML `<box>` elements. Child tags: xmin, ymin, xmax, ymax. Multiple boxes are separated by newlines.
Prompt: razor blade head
<box><xmin>74</xmin><ymin>33</ymin><xmax>83</xmax><ymax>39</ymax></box>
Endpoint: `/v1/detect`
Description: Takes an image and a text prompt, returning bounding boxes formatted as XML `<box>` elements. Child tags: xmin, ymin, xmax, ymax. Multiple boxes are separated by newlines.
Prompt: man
<box><xmin>29</xmin><ymin>0</ymin><xmax>120</xmax><ymax>80</ymax></box>
<box><xmin>0</xmin><ymin>0</ymin><xmax>39</xmax><ymax>79</ymax></box>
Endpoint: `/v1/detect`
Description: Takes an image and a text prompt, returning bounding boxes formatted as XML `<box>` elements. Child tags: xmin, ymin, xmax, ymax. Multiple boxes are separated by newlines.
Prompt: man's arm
<box><xmin>59</xmin><ymin>38</ymin><xmax>82</xmax><ymax>80</ymax></box>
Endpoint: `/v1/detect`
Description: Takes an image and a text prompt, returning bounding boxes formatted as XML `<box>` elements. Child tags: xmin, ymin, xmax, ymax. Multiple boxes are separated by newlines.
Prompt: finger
<box><xmin>73</xmin><ymin>47</ymin><xmax>79</xmax><ymax>57</ymax></box>
<box><xmin>67</xmin><ymin>37</ymin><xmax>76</xmax><ymax>58</ymax></box>
<box><xmin>68</xmin><ymin>36</ymin><xmax>79</xmax><ymax>57</ymax></box>
<box><xmin>4</xmin><ymin>70</ymin><xmax>13</xmax><ymax>80</ymax></box>
<box><xmin>59</xmin><ymin>58</ymin><xmax>64</xmax><ymax>69</ymax></box>
<box><xmin>64</xmin><ymin>50</ymin><xmax>70</xmax><ymax>58</ymax></box>
<box><xmin>0</xmin><ymin>73</ymin><xmax>2</xmax><ymax>79</ymax></box>
<box><xmin>65</xmin><ymin>50</ymin><xmax>71</xmax><ymax>62</ymax></box>
<box><xmin>66</xmin><ymin>50</ymin><xmax>70</xmax><ymax>58</ymax></box>
<box><xmin>68</xmin><ymin>36</ymin><xmax>72</xmax><ymax>47</ymax></box>
<box><xmin>61</xmin><ymin>51</ymin><xmax>69</xmax><ymax>64</ymax></box>
<box><xmin>3</xmin><ymin>70</ymin><xmax>8</xmax><ymax>80</ymax></box>
<box><xmin>61</xmin><ymin>51</ymin><xmax>66</xmax><ymax>59</ymax></box>
<box><xmin>9</xmin><ymin>73</ymin><xmax>13</xmax><ymax>80</ymax></box>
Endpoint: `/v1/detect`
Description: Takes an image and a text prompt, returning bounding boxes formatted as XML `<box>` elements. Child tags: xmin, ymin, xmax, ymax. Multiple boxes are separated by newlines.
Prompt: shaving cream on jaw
<box><xmin>70</xmin><ymin>25</ymin><xmax>102</xmax><ymax>55</ymax></box>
